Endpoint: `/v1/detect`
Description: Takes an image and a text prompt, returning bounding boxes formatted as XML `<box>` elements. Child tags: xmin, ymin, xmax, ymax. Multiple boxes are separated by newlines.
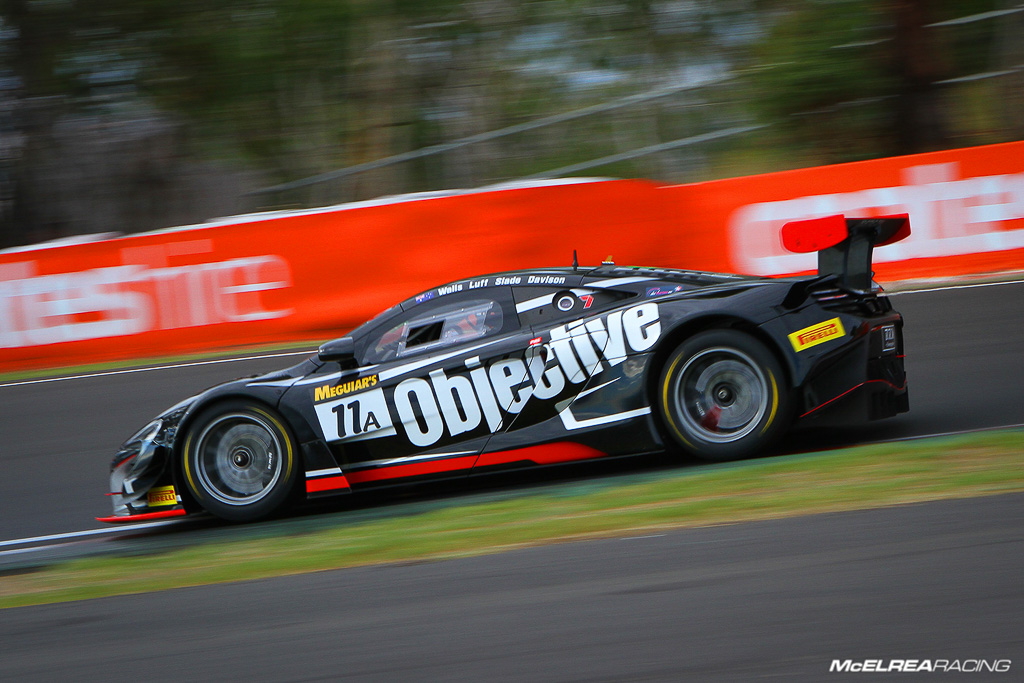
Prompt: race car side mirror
<box><xmin>318</xmin><ymin>337</ymin><xmax>356</xmax><ymax>365</ymax></box>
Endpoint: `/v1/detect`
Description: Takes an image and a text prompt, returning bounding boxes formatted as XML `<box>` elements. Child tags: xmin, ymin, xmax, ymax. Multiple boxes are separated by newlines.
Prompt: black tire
<box><xmin>181</xmin><ymin>401</ymin><xmax>300</xmax><ymax>522</ymax></box>
<box><xmin>658</xmin><ymin>329</ymin><xmax>790</xmax><ymax>461</ymax></box>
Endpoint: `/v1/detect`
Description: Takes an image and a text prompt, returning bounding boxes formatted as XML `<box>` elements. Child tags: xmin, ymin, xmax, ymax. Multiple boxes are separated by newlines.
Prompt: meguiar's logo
<box><xmin>789</xmin><ymin>318</ymin><xmax>845</xmax><ymax>351</ymax></box>
<box><xmin>315</xmin><ymin>375</ymin><xmax>379</xmax><ymax>402</ymax></box>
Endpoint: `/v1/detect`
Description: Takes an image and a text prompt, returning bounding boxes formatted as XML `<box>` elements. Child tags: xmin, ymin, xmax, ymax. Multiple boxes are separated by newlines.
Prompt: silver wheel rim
<box><xmin>671</xmin><ymin>347</ymin><xmax>769</xmax><ymax>444</ymax></box>
<box><xmin>194</xmin><ymin>412</ymin><xmax>283</xmax><ymax>506</ymax></box>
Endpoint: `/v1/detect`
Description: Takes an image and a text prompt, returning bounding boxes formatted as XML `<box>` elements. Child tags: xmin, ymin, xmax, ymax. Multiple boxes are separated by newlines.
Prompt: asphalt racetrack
<box><xmin>2</xmin><ymin>281</ymin><xmax>1022</xmax><ymax>541</ymax></box>
<box><xmin>1</xmin><ymin>494</ymin><xmax>1021</xmax><ymax>680</ymax></box>
<box><xmin>0</xmin><ymin>281</ymin><xmax>1022</xmax><ymax>680</ymax></box>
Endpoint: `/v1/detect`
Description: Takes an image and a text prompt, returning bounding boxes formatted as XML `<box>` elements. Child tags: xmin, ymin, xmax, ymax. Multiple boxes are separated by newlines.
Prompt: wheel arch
<box><xmin>646</xmin><ymin>314</ymin><xmax>794</xmax><ymax>409</ymax></box>
<box><xmin>646</xmin><ymin>315</ymin><xmax>796</xmax><ymax>460</ymax></box>
<box><xmin>170</xmin><ymin>393</ymin><xmax>301</xmax><ymax>513</ymax></box>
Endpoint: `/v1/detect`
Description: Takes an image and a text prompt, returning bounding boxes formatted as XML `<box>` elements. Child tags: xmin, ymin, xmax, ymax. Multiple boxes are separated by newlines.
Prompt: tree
<box><xmin>750</xmin><ymin>0</ymin><xmax>1008</xmax><ymax>162</ymax></box>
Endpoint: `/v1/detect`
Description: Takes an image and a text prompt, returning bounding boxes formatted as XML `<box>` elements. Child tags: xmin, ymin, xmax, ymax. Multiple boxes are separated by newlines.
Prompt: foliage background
<box><xmin>1</xmin><ymin>0</ymin><xmax>1021</xmax><ymax>247</ymax></box>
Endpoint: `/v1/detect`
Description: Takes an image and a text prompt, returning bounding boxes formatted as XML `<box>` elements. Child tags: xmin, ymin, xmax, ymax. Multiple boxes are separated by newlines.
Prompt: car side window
<box><xmin>364</xmin><ymin>299</ymin><xmax>505</xmax><ymax>364</ymax></box>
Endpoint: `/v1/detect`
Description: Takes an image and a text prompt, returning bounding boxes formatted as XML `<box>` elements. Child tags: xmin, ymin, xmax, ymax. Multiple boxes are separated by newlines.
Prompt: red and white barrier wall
<box><xmin>2</xmin><ymin>141</ymin><xmax>1023</xmax><ymax>372</ymax></box>
<box><xmin>663</xmin><ymin>139</ymin><xmax>1024</xmax><ymax>281</ymax></box>
<box><xmin>0</xmin><ymin>179</ymin><xmax>675</xmax><ymax>371</ymax></box>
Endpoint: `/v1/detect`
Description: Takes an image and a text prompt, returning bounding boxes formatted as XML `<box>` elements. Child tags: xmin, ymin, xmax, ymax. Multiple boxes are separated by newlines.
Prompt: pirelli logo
<box><xmin>147</xmin><ymin>485</ymin><xmax>177</xmax><ymax>507</ymax></box>
<box><xmin>315</xmin><ymin>375</ymin><xmax>379</xmax><ymax>402</ymax></box>
<box><xmin>789</xmin><ymin>317</ymin><xmax>845</xmax><ymax>352</ymax></box>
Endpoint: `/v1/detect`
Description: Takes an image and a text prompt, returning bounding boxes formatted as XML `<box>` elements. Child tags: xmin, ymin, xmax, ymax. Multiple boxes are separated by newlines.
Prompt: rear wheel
<box><xmin>659</xmin><ymin>330</ymin><xmax>790</xmax><ymax>461</ymax></box>
<box><xmin>181</xmin><ymin>401</ymin><xmax>299</xmax><ymax>522</ymax></box>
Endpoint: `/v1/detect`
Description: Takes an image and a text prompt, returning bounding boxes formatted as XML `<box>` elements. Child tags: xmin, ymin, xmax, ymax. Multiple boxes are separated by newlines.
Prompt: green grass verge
<box><xmin>2</xmin><ymin>429</ymin><xmax>1022</xmax><ymax>609</ymax></box>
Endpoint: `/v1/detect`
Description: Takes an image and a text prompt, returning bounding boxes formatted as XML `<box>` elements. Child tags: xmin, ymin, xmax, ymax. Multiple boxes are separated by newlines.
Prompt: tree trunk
<box><xmin>891</xmin><ymin>0</ymin><xmax>951</xmax><ymax>154</ymax></box>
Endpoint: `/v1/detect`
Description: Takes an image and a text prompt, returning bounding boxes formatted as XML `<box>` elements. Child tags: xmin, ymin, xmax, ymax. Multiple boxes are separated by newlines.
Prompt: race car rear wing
<box><xmin>781</xmin><ymin>214</ymin><xmax>911</xmax><ymax>292</ymax></box>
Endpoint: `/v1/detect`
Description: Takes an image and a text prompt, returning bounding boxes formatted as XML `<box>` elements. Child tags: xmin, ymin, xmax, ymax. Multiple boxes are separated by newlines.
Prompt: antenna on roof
<box><xmin>572</xmin><ymin>249</ymin><xmax>578</xmax><ymax>271</ymax></box>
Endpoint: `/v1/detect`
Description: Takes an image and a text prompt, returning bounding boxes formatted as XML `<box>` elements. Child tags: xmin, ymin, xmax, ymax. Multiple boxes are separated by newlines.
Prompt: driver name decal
<box><xmin>314</xmin><ymin>303</ymin><xmax>662</xmax><ymax>448</ymax></box>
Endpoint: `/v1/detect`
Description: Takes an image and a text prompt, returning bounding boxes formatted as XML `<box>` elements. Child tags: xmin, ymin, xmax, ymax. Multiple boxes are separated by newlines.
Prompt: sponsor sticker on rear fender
<box><xmin>789</xmin><ymin>317</ymin><xmax>845</xmax><ymax>352</ymax></box>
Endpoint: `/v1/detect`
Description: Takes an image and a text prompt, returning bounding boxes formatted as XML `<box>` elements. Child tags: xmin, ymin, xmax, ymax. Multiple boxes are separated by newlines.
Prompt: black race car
<box><xmin>100</xmin><ymin>214</ymin><xmax>910</xmax><ymax>523</ymax></box>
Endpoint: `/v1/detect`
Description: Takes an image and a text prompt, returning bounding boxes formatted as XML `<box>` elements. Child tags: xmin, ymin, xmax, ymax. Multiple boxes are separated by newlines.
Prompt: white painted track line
<box><xmin>0</xmin><ymin>349</ymin><xmax>314</xmax><ymax>389</ymax></box>
<box><xmin>0</xmin><ymin>519</ymin><xmax>184</xmax><ymax>550</ymax></box>
<box><xmin>890</xmin><ymin>279</ymin><xmax>1024</xmax><ymax>296</ymax></box>
<box><xmin>866</xmin><ymin>422</ymin><xmax>1024</xmax><ymax>444</ymax></box>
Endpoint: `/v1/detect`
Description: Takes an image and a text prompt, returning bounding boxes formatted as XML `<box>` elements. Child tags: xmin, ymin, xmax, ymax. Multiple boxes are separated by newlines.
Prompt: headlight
<box><xmin>125</xmin><ymin>419</ymin><xmax>163</xmax><ymax>447</ymax></box>
<box><xmin>110</xmin><ymin>404</ymin><xmax>193</xmax><ymax>509</ymax></box>
<box><xmin>120</xmin><ymin>403</ymin><xmax>191</xmax><ymax>450</ymax></box>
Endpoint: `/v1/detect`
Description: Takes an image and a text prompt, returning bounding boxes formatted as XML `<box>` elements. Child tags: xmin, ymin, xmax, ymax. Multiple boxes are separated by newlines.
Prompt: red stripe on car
<box><xmin>345</xmin><ymin>455</ymin><xmax>478</xmax><ymax>484</ymax></box>
<box><xmin>305</xmin><ymin>474</ymin><xmax>351</xmax><ymax>493</ymax></box>
<box><xmin>477</xmin><ymin>442</ymin><xmax>606</xmax><ymax>467</ymax></box>
<box><xmin>96</xmin><ymin>508</ymin><xmax>188</xmax><ymax>524</ymax></box>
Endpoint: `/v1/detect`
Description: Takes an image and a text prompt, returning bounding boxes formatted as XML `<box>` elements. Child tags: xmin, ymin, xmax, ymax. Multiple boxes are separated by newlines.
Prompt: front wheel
<box><xmin>181</xmin><ymin>401</ymin><xmax>300</xmax><ymax>522</ymax></box>
<box><xmin>659</xmin><ymin>330</ymin><xmax>791</xmax><ymax>461</ymax></box>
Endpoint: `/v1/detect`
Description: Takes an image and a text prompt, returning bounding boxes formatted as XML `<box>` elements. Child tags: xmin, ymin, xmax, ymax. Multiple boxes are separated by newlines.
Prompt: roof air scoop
<box><xmin>781</xmin><ymin>214</ymin><xmax>911</xmax><ymax>292</ymax></box>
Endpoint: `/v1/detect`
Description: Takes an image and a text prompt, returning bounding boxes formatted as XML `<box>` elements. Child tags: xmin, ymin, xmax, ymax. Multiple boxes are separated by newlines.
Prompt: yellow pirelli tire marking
<box><xmin>183</xmin><ymin>432</ymin><xmax>199</xmax><ymax>495</ymax></box>
<box><xmin>660</xmin><ymin>353</ymin><xmax>694</xmax><ymax>448</ymax></box>
<box><xmin>761</xmin><ymin>370</ymin><xmax>779</xmax><ymax>435</ymax></box>
<box><xmin>252</xmin><ymin>407</ymin><xmax>295</xmax><ymax>482</ymax></box>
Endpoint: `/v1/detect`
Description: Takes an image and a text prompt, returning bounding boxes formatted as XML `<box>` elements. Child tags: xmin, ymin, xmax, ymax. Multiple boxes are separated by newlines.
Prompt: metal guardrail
<box><xmin>247</xmin><ymin>74</ymin><xmax>735</xmax><ymax>196</ymax></box>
